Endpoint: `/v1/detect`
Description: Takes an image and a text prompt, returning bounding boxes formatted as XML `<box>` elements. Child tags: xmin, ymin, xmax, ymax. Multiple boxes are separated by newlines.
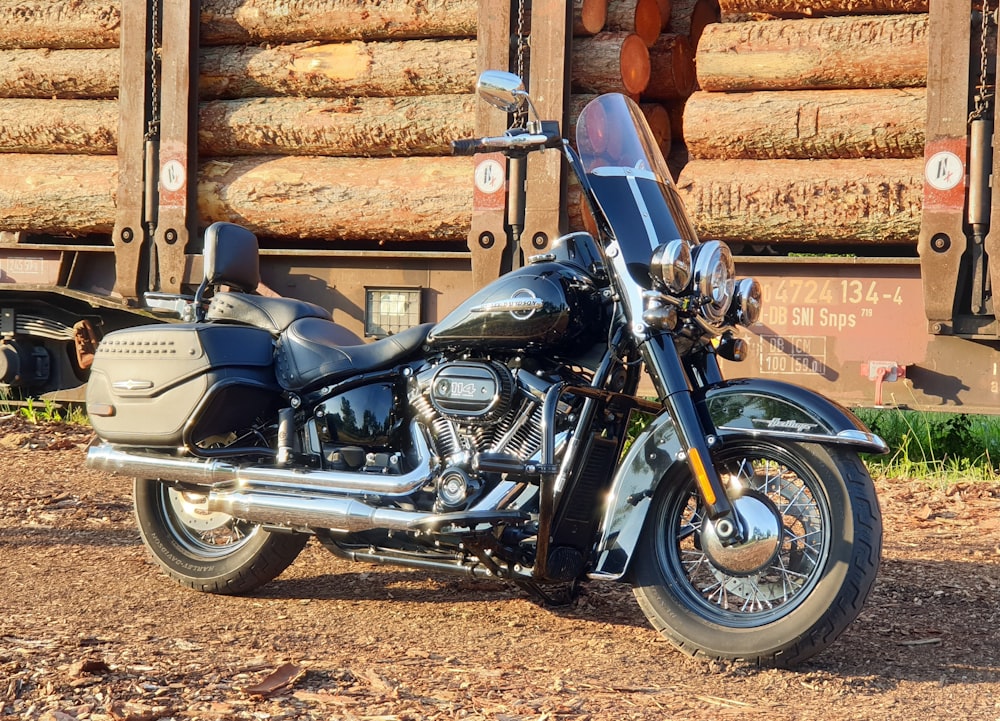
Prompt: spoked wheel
<box><xmin>134</xmin><ymin>478</ymin><xmax>308</xmax><ymax>594</ymax></box>
<box><xmin>630</xmin><ymin>439</ymin><xmax>881</xmax><ymax>668</ymax></box>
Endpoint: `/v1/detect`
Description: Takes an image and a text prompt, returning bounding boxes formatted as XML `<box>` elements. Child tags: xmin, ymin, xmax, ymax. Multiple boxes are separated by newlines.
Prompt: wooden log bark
<box><xmin>0</xmin><ymin>95</ymin><xmax>478</xmax><ymax>157</ymax></box>
<box><xmin>717</xmin><ymin>0</ymin><xmax>927</xmax><ymax>17</ymax></box>
<box><xmin>572</xmin><ymin>32</ymin><xmax>651</xmax><ymax>95</ymax></box>
<box><xmin>199</xmin><ymin>0</ymin><xmax>476</xmax><ymax>45</ymax></box>
<box><xmin>198</xmin><ymin>156</ymin><xmax>471</xmax><ymax>241</ymax></box>
<box><xmin>643</xmin><ymin>33</ymin><xmax>695</xmax><ymax>100</ymax></box>
<box><xmin>0</xmin><ymin>154</ymin><xmax>475</xmax><ymax>240</ymax></box>
<box><xmin>198</xmin><ymin>95</ymin><xmax>476</xmax><ymax>157</ymax></box>
<box><xmin>667</xmin><ymin>0</ymin><xmax>719</xmax><ymax>49</ymax></box>
<box><xmin>199</xmin><ymin>40</ymin><xmax>477</xmax><ymax>99</ymax></box>
<box><xmin>676</xmin><ymin>158</ymin><xmax>922</xmax><ymax>244</ymax></box>
<box><xmin>0</xmin><ymin>99</ymin><xmax>117</xmax><ymax>153</ymax></box>
<box><xmin>0</xmin><ymin>0</ymin><xmax>119</xmax><ymax>49</ymax></box>
<box><xmin>0</xmin><ymin>154</ymin><xmax>116</xmax><ymax>234</ymax></box>
<box><xmin>0</xmin><ymin>48</ymin><xmax>118</xmax><ymax>98</ymax></box>
<box><xmin>696</xmin><ymin>14</ymin><xmax>928</xmax><ymax>91</ymax></box>
<box><xmin>683</xmin><ymin>88</ymin><xmax>925</xmax><ymax>160</ymax></box>
<box><xmin>606</xmin><ymin>0</ymin><xmax>664</xmax><ymax>47</ymax></box>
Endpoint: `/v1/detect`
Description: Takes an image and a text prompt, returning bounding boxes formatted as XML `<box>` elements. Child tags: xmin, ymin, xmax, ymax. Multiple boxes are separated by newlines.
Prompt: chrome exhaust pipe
<box><xmin>86</xmin><ymin>420</ymin><xmax>436</xmax><ymax>497</ymax></box>
<box><xmin>204</xmin><ymin>476</ymin><xmax>527</xmax><ymax>534</ymax></box>
<box><xmin>206</xmin><ymin>490</ymin><xmax>423</xmax><ymax>532</ymax></box>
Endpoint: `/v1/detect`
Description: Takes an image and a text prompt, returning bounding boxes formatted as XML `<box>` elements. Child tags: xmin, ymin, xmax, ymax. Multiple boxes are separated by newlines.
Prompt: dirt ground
<box><xmin>1</xmin><ymin>416</ymin><xmax>998</xmax><ymax>721</ymax></box>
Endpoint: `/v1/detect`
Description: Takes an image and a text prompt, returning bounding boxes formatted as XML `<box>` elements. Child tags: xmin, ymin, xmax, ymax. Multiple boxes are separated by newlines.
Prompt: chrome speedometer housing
<box><xmin>691</xmin><ymin>240</ymin><xmax>735</xmax><ymax>325</ymax></box>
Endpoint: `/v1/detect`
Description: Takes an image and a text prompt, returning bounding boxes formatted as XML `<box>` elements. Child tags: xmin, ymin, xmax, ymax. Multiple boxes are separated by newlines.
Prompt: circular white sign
<box><xmin>925</xmin><ymin>151</ymin><xmax>963</xmax><ymax>191</ymax></box>
<box><xmin>160</xmin><ymin>159</ymin><xmax>186</xmax><ymax>192</ymax></box>
<box><xmin>474</xmin><ymin>159</ymin><xmax>504</xmax><ymax>194</ymax></box>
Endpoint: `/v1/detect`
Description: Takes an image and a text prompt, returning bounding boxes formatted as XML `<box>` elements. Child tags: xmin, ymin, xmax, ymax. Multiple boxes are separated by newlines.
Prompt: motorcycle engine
<box><xmin>427</xmin><ymin>361</ymin><xmax>514</xmax><ymax>424</ymax></box>
<box><xmin>411</xmin><ymin>360</ymin><xmax>553</xmax><ymax>510</ymax></box>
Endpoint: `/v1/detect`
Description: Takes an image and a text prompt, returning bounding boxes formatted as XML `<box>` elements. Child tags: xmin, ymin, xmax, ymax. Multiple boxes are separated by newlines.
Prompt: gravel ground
<box><xmin>1</xmin><ymin>417</ymin><xmax>999</xmax><ymax>721</ymax></box>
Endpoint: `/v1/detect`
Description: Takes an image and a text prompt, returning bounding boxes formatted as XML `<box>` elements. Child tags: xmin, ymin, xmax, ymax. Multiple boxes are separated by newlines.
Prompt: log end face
<box><xmin>620</xmin><ymin>33</ymin><xmax>652</xmax><ymax>94</ymax></box>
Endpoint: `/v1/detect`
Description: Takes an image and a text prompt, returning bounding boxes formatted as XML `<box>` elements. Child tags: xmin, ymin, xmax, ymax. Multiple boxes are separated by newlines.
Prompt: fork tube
<box><xmin>640</xmin><ymin>334</ymin><xmax>738</xmax><ymax>538</ymax></box>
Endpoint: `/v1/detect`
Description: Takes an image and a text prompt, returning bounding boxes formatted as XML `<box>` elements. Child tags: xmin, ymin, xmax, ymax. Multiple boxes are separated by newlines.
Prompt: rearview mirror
<box><xmin>476</xmin><ymin>70</ymin><xmax>527</xmax><ymax>113</ymax></box>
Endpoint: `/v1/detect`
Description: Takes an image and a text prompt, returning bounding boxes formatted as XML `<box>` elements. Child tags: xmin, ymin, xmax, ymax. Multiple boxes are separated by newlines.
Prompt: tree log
<box><xmin>696</xmin><ymin>14</ymin><xmax>928</xmax><ymax>91</ymax></box>
<box><xmin>0</xmin><ymin>0</ymin><xmax>119</xmax><ymax>49</ymax></box>
<box><xmin>199</xmin><ymin>39</ymin><xmax>477</xmax><ymax>99</ymax></box>
<box><xmin>198</xmin><ymin>95</ymin><xmax>476</xmax><ymax>157</ymax></box>
<box><xmin>717</xmin><ymin>0</ymin><xmax>927</xmax><ymax>17</ymax></box>
<box><xmin>0</xmin><ymin>154</ymin><xmax>475</xmax><ymax>241</ymax></box>
<box><xmin>640</xmin><ymin>102</ymin><xmax>673</xmax><ymax>156</ymax></box>
<box><xmin>676</xmin><ymin>158</ymin><xmax>922</xmax><ymax>244</ymax></box>
<box><xmin>575</xmin><ymin>0</ymin><xmax>609</xmax><ymax>35</ymax></box>
<box><xmin>0</xmin><ymin>154</ymin><xmax>116</xmax><ymax>234</ymax></box>
<box><xmin>0</xmin><ymin>48</ymin><xmax>118</xmax><ymax>98</ymax></box>
<box><xmin>199</xmin><ymin>0</ymin><xmax>476</xmax><ymax>45</ymax></box>
<box><xmin>643</xmin><ymin>33</ymin><xmax>695</xmax><ymax>100</ymax></box>
<box><xmin>683</xmin><ymin>88</ymin><xmax>925</xmax><ymax>159</ymax></box>
<box><xmin>606</xmin><ymin>0</ymin><xmax>664</xmax><ymax>47</ymax></box>
<box><xmin>0</xmin><ymin>94</ymin><xmax>479</xmax><ymax>158</ymax></box>
<box><xmin>572</xmin><ymin>33</ymin><xmax>651</xmax><ymax>95</ymax></box>
<box><xmin>0</xmin><ymin>99</ymin><xmax>117</xmax><ymax>153</ymax></box>
<box><xmin>198</xmin><ymin>156</ymin><xmax>471</xmax><ymax>240</ymax></box>
<box><xmin>654</xmin><ymin>0</ymin><xmax>673</xmax><ymax>30</ymax></box>
<box><xmin>667</xmin><ymin>0</ymin><xmax>719</xmax><ymax>49</ymax></box>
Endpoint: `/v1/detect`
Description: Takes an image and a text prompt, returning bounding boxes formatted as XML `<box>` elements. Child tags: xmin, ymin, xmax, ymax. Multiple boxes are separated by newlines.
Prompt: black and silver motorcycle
<box><xmin>85</xmin><ymin>71</ymin><xmax>885</xmax><ymax>667</ymax></box>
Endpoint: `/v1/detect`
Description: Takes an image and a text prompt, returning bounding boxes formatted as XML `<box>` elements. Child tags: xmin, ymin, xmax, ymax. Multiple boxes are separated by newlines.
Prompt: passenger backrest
<box><xmin>202</xmin><ymin>222</ymin><xmax>260</xmax><ymax>292</ymax></box>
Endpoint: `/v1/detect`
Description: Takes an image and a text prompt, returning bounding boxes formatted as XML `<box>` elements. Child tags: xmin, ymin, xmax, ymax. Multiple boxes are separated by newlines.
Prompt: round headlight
<box><xmin>732</xmin><ymin>277</ymin><xmax>762</xmax><ymax>326</ymax></box>
<box><xmin>692</xmin><ymin>240</ymin><xmax>735</xmax><ymax>324</ymax></box>
<box><xmin>650</xmin><ymin>239</ymin><xmax>692</xmax><ymax>293</ymax></box>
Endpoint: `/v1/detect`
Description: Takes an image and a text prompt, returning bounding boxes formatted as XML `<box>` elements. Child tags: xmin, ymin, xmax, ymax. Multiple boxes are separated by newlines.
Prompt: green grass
<box><xmin>854</xmin><ymin>407</ymin><xmax>1000</xmax><ymax>485</ymax></box>
<box><xmin>624</xmin><ymin>404</ymin><xmax>1000</xmax><ymax>487</ymax></box>
<box><xmin>1</xmin><ymin>392</ymin><xmax>89</xmax><ymax>426</ymax></box>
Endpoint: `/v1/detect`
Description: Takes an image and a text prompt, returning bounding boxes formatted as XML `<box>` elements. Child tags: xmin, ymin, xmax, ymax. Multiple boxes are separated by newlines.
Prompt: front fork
<box><xmin>640</xmin><ymin>333</ymin><xmax>742</xmax><ymax>543</ymax></box>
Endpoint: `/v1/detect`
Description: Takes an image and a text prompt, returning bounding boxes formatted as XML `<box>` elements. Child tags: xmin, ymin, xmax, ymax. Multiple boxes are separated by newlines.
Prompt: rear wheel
<box><xmin>630</xmin><ymin>440</ymin><xmax>881</xmax><ymax>667</ymax></box>
<box><xmin>134</xmin><ymin>479</ymin><xmax>307</xmax><ymax>594</ymax></box>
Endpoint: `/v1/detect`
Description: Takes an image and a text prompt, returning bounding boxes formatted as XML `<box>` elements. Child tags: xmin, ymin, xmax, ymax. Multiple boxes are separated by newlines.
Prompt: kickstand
<box><xmin>515</xmin><ymin>578</ymin><xmax>581</xmax><ymax>607</ymax></box>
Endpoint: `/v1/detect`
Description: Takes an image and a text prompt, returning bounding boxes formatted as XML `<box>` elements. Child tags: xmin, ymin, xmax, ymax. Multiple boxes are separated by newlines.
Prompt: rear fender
<box><xmin>589</xmin><ymin>378</ymin><xmax>886</xmax><ymax>580</ymax></box>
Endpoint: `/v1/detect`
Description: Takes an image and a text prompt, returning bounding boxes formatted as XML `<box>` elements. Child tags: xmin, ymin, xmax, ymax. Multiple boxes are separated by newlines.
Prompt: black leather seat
<box><xmin>206</xmin><ymin>292</ymin><xmax>331</xmax><ymax>334</ymax></box>
<box><xmin>276</xmin><ymin>320</ymin><xmax>433</xmax><ymax>391</ymax></box>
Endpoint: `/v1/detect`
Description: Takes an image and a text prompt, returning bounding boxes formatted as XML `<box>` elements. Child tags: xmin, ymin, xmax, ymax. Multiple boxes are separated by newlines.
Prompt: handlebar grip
<box><xmin>451</xmin><ymin>138</ymin><xmax>483</xmax><ymax>156</ymax></box>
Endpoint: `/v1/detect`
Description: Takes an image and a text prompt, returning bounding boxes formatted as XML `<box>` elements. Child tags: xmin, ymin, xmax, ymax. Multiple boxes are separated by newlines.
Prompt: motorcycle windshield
<box><xmin>576</xmin><ymin>93</ymin><xmax>699</xmax><ymax>288</ymax></box>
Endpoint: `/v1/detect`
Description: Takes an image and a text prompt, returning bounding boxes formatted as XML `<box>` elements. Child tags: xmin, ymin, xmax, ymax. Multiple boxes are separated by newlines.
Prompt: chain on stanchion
<box><xmin>970</xmin><ymin>0</ymin><xmax>995</xmax><ymax>123</ymax></box>
<box><xmin>143</xmin><ymin>0</ymin><xmax>163</xmax><ymax>292</ymax></box>
<box><xmin>512</xmin><ymin>0</ymin><xmax>529</xmax><ymax>128</ymax></box>
<box><xmin>968</xmin><ymin>0</ymin><xmax>997</xmax><ymax>314</ymax></box>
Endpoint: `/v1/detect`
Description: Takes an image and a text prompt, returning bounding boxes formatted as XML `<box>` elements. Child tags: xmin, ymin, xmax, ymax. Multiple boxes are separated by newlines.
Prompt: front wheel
<box><xmin>134</xmin><ymin>479</ymin><xmax>308</xmax><ymax>594</ymax></box>
<box><xmin>630</xmin><ymin>440</ymin><xmax>881</xmax><ymax>668</ymax></box>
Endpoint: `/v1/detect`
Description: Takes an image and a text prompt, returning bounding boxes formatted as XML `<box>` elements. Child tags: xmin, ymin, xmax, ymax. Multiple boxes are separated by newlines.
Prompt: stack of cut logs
<box><xmin>0</xmin><ymin>0</ymin><xmax>482</xmax><ymax>241</ymax></box>
<box><xmin>0</xmin><ymin>0</ymin><xmax>714</xmax><ymax>245</ymax></box>
<box><xmin>571</xmin><ymin>0</ymin><xmax>719</xmax><ymax>163</ymax></box>
<box><xmin>675</xmin><ymin>0</ymin><xmax>929</xmax><ymax>247</ymax></box>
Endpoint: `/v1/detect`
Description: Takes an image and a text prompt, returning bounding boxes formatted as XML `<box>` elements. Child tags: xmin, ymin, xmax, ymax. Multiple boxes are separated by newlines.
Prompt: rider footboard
<box><xmin>86</xmin><ymin>323</ymin><xmax>282</xmax><ymax>446</ymax></box>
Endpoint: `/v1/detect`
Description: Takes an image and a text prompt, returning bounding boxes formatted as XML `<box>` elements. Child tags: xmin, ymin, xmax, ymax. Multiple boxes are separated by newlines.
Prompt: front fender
<box><xmin>589</xmin><ymin>378</ymin><xmax>886</xmax><ymax>581</ymax></box>
<box><xmin>698</xmin><ymin>378</ymin><xmax>887</xmax><ymax>455</ymax></box>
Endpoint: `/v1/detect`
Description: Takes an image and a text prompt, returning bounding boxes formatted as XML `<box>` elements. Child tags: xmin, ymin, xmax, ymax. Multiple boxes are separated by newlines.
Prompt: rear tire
<box><xmin>630</xmin><ymin>440</ymin><xmax>881</xmax><ymax>667</ymax></box>
<box><xmin>134</xmin><ymin>478</ymin><xmax>308</xmax><ymax>594</ymax></box>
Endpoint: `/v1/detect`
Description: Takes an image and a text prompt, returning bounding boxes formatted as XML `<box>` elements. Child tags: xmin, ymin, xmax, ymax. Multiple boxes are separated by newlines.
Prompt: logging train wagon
<box><xmin>0</xmin><ymin>0</ymin><xmax>995</xmax><ymax>412</ymax></box>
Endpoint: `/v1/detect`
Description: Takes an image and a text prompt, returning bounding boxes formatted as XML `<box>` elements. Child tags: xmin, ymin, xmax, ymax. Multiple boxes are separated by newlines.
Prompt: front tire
<box><xmin>134</xmin><ymin>479</ymin><xmax>308</xmax><ymax>594</ymax></box>
<box><xmin>630</xmin><ymin>440</ymin><xmax>881</xmax><ymax>667</ymax></box>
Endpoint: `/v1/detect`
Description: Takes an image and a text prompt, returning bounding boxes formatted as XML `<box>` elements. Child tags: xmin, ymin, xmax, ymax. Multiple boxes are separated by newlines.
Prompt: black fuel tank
<box><xmin>426</xmin><ymin>262</ymin><xmax>607</xmax><ymax>353</ymax></box>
